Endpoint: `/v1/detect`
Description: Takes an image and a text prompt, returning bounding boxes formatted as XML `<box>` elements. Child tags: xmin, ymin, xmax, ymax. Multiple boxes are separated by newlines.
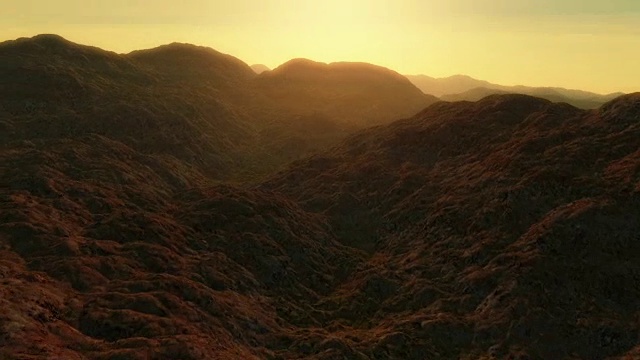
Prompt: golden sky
<box><xmin>3</xmin><ymin>0</ymin><xmax>639</xmax><ymax>94</ymax></box>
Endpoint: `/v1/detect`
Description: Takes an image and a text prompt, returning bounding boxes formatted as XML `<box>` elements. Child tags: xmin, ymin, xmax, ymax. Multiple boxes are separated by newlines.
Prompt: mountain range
<box><xmin>407</xmin><ymin>74</ymin><xmax>624</xmax><ymax>109</ymax></box>
<box><xmin>1</xmin><ymin>34</ymin><xmax>437</xmax><ymax>181</ymax></box>
<box><xmin>1</xmin><ymin>34</ymin><xmax>640</xmax><ymax>359</ymax></box>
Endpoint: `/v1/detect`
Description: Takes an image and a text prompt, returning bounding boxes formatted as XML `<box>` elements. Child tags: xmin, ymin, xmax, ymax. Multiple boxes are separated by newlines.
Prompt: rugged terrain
<box><xmin>262</xmin><ymin>93</ymin><xmax>640</xmax><ymax>359</ymax></box>
<box><xmin>1</xmin><ymin>34</ymin><xmax>640</xmax><ymax>360</ymax></box>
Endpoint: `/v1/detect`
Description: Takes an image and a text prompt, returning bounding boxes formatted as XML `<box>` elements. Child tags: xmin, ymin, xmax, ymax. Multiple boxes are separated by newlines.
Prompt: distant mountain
<box><xmin>254</xmin><ymin>59</ymin><xmax>439</xmax><ymax>127</ymax></box>
<box><xmin>440</xmin><ymin>86</ymin><xmax>511</xmax><ymax>102</ymax></box>
<box><xmin>1</xmin><ymin>35</ymin><xmax>436</xmax><ymax>181</ymax></box>
<box><xmin>250</xmin><ymin>64</ymin><xmax>270</xmax><ymax>74</ymax></box>
<box><xmin>0</xmin><ymin>34</ymin><xmax>258</xmax><ymax>180</ymax></box>
<box><xmin>407</xmin><ymin>74</ymin><xmax>625</xmax><ymax>109</ymax></box>
<box><xmin>406</xmin><ymin>74</ymin><xmax>493</xmax><ymax>97</ymax></box>
<box><xmin>1</xmin><ymin>131</ymin><xmax>362</xmax><ymax>359</ymax></box>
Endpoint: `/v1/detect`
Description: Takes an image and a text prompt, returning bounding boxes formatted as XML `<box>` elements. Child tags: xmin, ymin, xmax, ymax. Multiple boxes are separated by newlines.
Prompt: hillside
<box><xmin>128</xmin><ymin>43</ymin><xmax>256</xmax><ymax>88</ymax></box>
<box><xmin>440</xmin><ymin>86</ymin><xmax>511</xmax><ymax>102</ymax></box>
<box><xmin>0</xmin><ymin>134</ymin><xmax>364</xmax><ymax>359</ymax></box>
<box><xmin>406</xmin><ymin>74</ymin><xmax>493</xmax><ymax>97</ymax></box>
<box><xmin>407</xmin><ymin>74</ymin><xmax>625</xmax><ymax>109</ymax></box>
<box><xmin>3</xmin><ymin>88</ymin><xmax>640</xmax><ymax>359</ymax></box>
<box><xmin>261</xmin><ymin>93</ymin><xmax>640</xmax><ymax>359</ymax></box>
<box><xmin>254</xmin><ymin>59</ymin><xmax>439</xmax><ymax>127</ymax></box>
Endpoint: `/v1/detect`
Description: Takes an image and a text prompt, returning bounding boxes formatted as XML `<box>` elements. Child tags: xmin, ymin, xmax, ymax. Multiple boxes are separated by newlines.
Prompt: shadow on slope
<box><xmin>262</xmin><ymin>93</ymin><xmax>640</xmax><ymax>359</ymax></box>
<box><xmin>0</xmin><ymin>135</ymin><xmax>364</xmax><ymax>359</ymax></box>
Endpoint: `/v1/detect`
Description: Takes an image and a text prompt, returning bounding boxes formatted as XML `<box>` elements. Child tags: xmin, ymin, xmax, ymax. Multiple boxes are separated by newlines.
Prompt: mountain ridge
<box><xmin>250</xmin><ymin>64</ymin><xmax>270</xmax><ymax>74</ymax></box>
<box><xmin>259</xmin><ymin>92</ymin><xmax>640</xmax><ymax>358</ymax></box>
<box><xmin>407</xmin><ymin>73</ymin><xmax>627</xmax><ymax>109</ymax></box>
<box><xmin>127</xmin><ymin>42</ymin><xmax>257</xmax><ymax>87</ymax></box>
<box><xmin>0</xmin><ymin>34</ymin><xmax>441</xmax><ymax>180</ymax></box>
<box><xmin>253</xmin><ymin>58</ymin><xmax>439</xmax><ymax>127</ymax></box>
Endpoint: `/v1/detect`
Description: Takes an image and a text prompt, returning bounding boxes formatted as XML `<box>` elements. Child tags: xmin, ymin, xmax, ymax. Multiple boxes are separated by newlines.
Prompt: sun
<box><xmin>272</xmin><ymin>0</ymin><xmax>391</xmax><ymax>60</ymax></box>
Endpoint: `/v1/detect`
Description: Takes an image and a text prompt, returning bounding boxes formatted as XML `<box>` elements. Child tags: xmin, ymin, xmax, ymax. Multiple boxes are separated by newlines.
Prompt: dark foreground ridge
<box><xmin>2</xmin><ymin>34</ymin><xmax>640</xmax><ymax>359</ymax></box>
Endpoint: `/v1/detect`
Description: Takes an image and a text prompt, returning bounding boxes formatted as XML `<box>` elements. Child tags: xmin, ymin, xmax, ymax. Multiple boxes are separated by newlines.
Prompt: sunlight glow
<box><xmin>2</xmin><ymin>0</ymin><xmax>639</xmax><ymax>93</ymax></box>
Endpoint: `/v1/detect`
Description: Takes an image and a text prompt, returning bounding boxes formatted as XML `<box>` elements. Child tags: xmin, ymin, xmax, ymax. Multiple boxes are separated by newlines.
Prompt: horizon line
<box><xmin>1</xmin><ymin>33</ymin><xmax>632</xmax><ymax>96</ymax></box>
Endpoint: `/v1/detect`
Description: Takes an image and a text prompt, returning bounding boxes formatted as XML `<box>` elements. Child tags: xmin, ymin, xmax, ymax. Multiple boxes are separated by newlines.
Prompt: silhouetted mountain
<box><xmin>2</xmin><ymin>35</ymin><xmax>438</xmax><ymax>181</ymax></box>
<box><xmin>128</xmin><ymin>43</ymin><xmax>256</xmax><ymax>88</ymax></box>
<box><xmin>0</xmin><ymin>35</ymin><xmax>258</xmax><ymax>180</ymax></box>
<box><xmin>407</xmin><ymin>74</ymin><xmax>626</xmax><ymax>109</ymax></box>
<box><xmin>253</xmin><ymin>59</ymin><xmax>439</xmax><ymax>127</ymax></box>
<box><xmin>1</xmin><ymin>34</ymin><xmax>154</xmax><ymax>109</ymax></box>
<box><xmin>250</xmin><ymin>64</ymin><xmax>270</xmax><ymax>74</ymax></box>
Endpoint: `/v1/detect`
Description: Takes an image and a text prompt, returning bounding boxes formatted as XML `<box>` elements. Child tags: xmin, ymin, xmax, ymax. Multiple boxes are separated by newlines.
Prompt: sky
<box><xmin>2</xmin><ymin>0</ymin><xmax>639</xmax><ymax>94</ymax></box>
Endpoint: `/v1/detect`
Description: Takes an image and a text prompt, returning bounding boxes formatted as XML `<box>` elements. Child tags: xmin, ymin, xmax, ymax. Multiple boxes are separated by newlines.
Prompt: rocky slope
<box><xmin>3</xmin><ymin>93</ymin><xmax>640</xmax><ymax>359</ymax></box>
<box><xmin>0</xmin><ymin>134</ymin><xmax>363</xmax><ymax>359</ymax></box>
<box><xmin>262</xmin><ymin>93</ymin><xmax>640</xmax><ymax>359</ymax></box>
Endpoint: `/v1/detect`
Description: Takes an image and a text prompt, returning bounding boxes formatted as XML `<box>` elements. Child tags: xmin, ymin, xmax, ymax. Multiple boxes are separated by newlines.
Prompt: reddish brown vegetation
<box><xmin>262</xmin><ymin>94</ymin><xmax>640</xmax><ymax>359</ymax></box>
<box><xmin>1</xmin><ymin>34</ymin><xmax>432</xmax><ymax>182</ymax></box>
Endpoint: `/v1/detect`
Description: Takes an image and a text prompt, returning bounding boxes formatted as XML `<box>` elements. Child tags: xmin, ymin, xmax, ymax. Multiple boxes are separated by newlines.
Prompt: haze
<box><xmin>3</xmin><ymin>0</ymin><xmax>639</xmax><ymax>94</ymax></box>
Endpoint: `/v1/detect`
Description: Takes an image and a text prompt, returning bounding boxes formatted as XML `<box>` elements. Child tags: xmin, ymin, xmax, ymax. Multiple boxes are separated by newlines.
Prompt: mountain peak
<box><xmin>0</xmin><ymin>34</ymin><xmax>142</xmax><ymax>85</ymax></box>
<box><xmin>443</xmin><ymin>74</ymin><xmax>476</xmax><ymax>81</ymax></box>
<box><xmin>27</xmin><ymin>33</ymin><xmax>70</xmax><ymax>45</ymax></box>
<box><xmin>267</xmin><ymin>58</ymin><xmax>414</xmax><ymax>87</ymax></box>
<box><xmin>251</xmin><ymin>64</ymin><xmax>270</xmax><ymax>74</ymax></box>
<box><xmin>0</xmin><ymin>34</ymin><xmax>81</xmax><ymax>53</ymax></box>
<box><xmin>270</xmin><ymin>58</ymin><xmax>327</xmax><ymax>74</ymax></box>
<box><xmin>127</xmin><ymin>42</ymin><xmax>255</xmax><ymax>84</ymax></box>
